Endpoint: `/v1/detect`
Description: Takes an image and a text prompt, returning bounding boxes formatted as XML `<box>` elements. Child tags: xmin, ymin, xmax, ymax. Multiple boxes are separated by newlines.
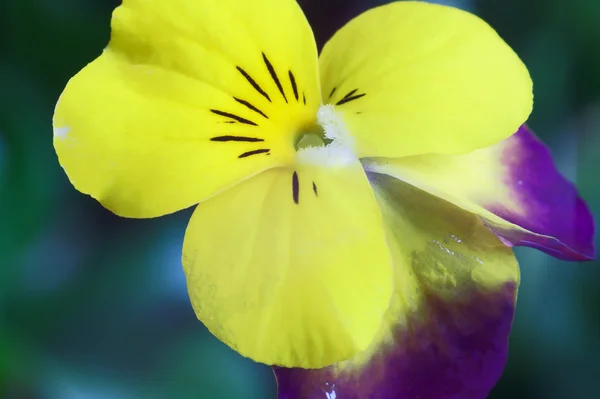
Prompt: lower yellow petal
<box><xmin>182</xmin><ymin>159</ymin><xmax>393</xmax><ymax>368</ymax></box>
<box><xmin>319</xmin><ymin>1</ymin><xmax>532</xmax><ymax>158</ymax></box>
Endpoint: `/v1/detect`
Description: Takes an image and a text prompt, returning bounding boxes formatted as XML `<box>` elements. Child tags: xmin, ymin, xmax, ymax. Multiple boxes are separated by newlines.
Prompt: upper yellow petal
<box><xmin>182</xmin><ymin>157</ymin><xmax>393</xmax><ymax>368</ymax></box>
<box><xmin>54</xmin><ymin>0</ymin><xmax>320</xmax><ymax>218</ymax></box>
<box><xmin>319</xmin><ymin>1</ymin><xmax>533</xmax><ymax>158</ymax></box>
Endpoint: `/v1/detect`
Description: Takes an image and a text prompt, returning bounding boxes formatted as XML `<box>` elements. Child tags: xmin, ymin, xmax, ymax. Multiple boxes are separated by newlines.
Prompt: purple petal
<box><xmin>486</xmin><ymin>125</ymin><xmax>595</xmax><ymax>260</ymax></box>
<box><xmin>274</xmin><ymin>283</ymin><xmax>516</xmax><ymax>399</ymax></box>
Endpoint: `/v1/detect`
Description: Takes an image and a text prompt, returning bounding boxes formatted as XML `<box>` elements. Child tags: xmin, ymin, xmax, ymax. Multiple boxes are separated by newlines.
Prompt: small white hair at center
<box><xmin>296</xmin><ymin>105</ymin><xmax>357</xmax><ymax>167</ymax></box>
<box><xmin>317</xmin><ymin>104</ymin><xmax>354</xmax><ymax>149</ymax></box>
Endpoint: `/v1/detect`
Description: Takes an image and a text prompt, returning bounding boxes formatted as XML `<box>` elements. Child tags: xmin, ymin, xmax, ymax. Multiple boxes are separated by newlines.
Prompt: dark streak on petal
<box><xmin>303</xmin><ymin>92</ymin><xmax>306</xmax><ymax>105</ymax></box>
<box><xmin>336</xmin><ymin>93</ymin><xmax>366</xmax><ymax>106</ymax></box>
<box><xmin>210</xmin><ymin>136</ymin><xmax>265</xmax><ymax>142</ymax></box>
<box><xmin>234</xmin><ymin>97</ymin><xmax>269</xmax><ymax>119</ymax></box>
<box><xmin>262</xmin><ymin>52</ymin><xmax>287</xmax><ymax>103</ymax></box>
<box><xmin>340</xmin><ymin>89</ymin><xmax>358</xmax><ymax>100</ymax></box>
<box><xmin>210</xmin><ymin>109</ymin><xmax>258</xmax><ymax>126</ymax></box>
<box><xmin>292</xmin><ymin>171</ymin><xmax>299</xmax><ymax>204</ymax></box>
<box><xmin>329</xmin><ymin>87</ymin><xmax>337</xmax><ymax>100</ymax></box>
<box><xmin>236</xmin><ymin>66</ymin><xmax>271</xmax><ymax>102</ymax></box>
<box><xmin>239</xmin><ymin>148</ymin><xmax>270</xmax><ymax>158</ymax></box>
<box><xmin>289</xmin><ymin>71</ymin><xmax>299</xmax><ymax>101</ymax></box>
<box><xmin>312</xmin><ymin>182</ymin><xmax>318</xmax><ymax>196</ymax></box>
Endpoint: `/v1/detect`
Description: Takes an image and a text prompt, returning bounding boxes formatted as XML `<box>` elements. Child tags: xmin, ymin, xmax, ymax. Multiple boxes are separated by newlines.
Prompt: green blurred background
<box><xmin>0</xmin><ymin>0</ymin><xmax>598</xmax><ymax>398</ymax></box>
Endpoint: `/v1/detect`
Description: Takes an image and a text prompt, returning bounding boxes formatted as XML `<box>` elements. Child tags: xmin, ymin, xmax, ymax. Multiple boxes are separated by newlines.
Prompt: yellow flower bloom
<box><xmin>53</xmin><ymin>0</ymin><xmax>532</xmax><ymax>369</ymax></box>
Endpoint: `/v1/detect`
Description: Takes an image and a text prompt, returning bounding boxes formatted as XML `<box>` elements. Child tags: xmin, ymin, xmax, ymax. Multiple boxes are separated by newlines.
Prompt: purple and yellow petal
<box><xmin>275</xmin><ymin>286</ymin><xmax>515</xmax><ymax>399</ymax></box>
<box><xmin>483</xmin><ymin>126</ymin><xmax>595</xmax><ymax>260</ymax></box>
<box><xmin>364</xmin><ymin>125</ymin><xmax>595</xmax><ymax>261</ymax></box>
<box><xmin>275</xmin><ymin>175</ymin><xmax>519</xmax><ymax>399</ymax></box>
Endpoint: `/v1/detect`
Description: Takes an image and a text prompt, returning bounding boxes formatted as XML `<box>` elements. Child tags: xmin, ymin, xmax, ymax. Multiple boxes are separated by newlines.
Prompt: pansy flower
<box><xmin>53</xmin><ymin>0</ymin><xmax>595</xmax><ymax>398</ymax></box>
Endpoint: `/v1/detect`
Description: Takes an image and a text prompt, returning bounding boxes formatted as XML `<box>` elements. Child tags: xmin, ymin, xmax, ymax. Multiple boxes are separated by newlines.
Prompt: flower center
<box><xmin>294</xmin><ymin>105</ymin><xmax>356</xmax><ymax>166</ymax></box>
<box><xmin>295</xmin><ymin>130</ymin><xmax>328</xmax><ymax>151</ymax></box>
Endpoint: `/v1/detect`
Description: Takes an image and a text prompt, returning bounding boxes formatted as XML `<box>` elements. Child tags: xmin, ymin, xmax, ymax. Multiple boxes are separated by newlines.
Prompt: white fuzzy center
<box><xmin>295</xmin><ymin>105</ymin><xmax>356</xmax><ymax>167</ymax></box>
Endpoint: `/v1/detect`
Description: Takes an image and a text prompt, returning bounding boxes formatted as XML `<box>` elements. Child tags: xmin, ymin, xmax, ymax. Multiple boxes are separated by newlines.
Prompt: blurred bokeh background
<box><xmin>1</xmin><ymin>0</ymin><xmax>599</xmax><ymax>398</ymax></box>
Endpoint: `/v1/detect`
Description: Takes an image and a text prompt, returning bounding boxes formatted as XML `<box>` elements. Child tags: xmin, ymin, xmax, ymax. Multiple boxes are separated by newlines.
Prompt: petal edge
<box><xmin>364</xmin><ymin>125</ymin><xmax>596</xmax><ymax>261</ymax></box>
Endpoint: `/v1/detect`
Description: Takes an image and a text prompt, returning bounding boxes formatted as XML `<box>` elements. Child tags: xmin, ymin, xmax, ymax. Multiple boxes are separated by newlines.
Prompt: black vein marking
<box><xmin>336</xmin><ymin>93</ymin><xmax>366</xmax><ymax>106</ymax></box>
<box><xmin>262</xmin><ymin>52</ymin><xmax>288</xmax><ymax>103</ymax></box>
<box><xmin>239</xmin><ymin>149</ymin><xmax>270</xmax><ymax>158</ymax></box>
<box><xmin>292</xmin><ymin>171</ymin><xmax>300</xmax><ymax>204</ymax></box>
<box><xmin>340</xmin><ymin>89</ymin><xmax>358</xmax><ymax>101</ymax></box>
<box><xmin>289</xmin><ymin>71</ymin><xmax>299</xmax><ymax>101</ymax></box>
<box><xmin>211</xmin><ymin>109</ymin><xmax>258</xmax><ymax>126</ymax></box>
<box><xmin>211</xmin><ymin>135</ymin><xmax>265</xmax><ymax>142</ymax></box>
<box><xmin>303</xmin><ymin>92</ymin><xmax>306</xmax><ymax>105</ymax></box>
<box><xmin>236</xmin><ymin>66</ymin><xmax>271</xmax><ymax>102</ymax></box>
<box><xmin>312</xmin><ymin>182</ymin><xmax>318</xmax><ymax>196</ymax></box>
<box><xmin>329</xmin><ymin>87</ymin><xmax>337</xmax><ymax>100</ymax></box>
<box><xmin>234</xmin><ymin>97</ymin><xmax>268</xmax><ymax>119</ymax></box>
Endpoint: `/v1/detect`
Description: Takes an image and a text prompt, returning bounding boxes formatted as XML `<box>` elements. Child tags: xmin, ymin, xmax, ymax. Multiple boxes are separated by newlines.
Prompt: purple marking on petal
<box><xmin>488</xmin><ymin>125</ymin><xmax>595</xmax><ymax>260</ymax></box>
<box><xmin>274</xmin><ymin>283</ymin><xmax>517</xmax><ymax>399</ymax></box>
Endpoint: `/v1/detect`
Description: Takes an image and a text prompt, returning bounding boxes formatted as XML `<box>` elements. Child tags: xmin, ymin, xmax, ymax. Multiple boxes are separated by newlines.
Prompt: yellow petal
<box><xmin>182</xmin><ymin>158</ymin><xmax>393</xmax><ymax>368</ymax></box>
<box><xmin>54</xmin><ymin>0</ymin><xmax>320</xmax><ymax>218</ymax></box>
<box><xmin>332</xmin><ymin>172</ymin><xmax>519</xmax><ymax>371</ymax></box>
<box><xmin>319</xmin><ymin>1</ymin><xmax>532</xmax><ymax>158</ymax></box>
